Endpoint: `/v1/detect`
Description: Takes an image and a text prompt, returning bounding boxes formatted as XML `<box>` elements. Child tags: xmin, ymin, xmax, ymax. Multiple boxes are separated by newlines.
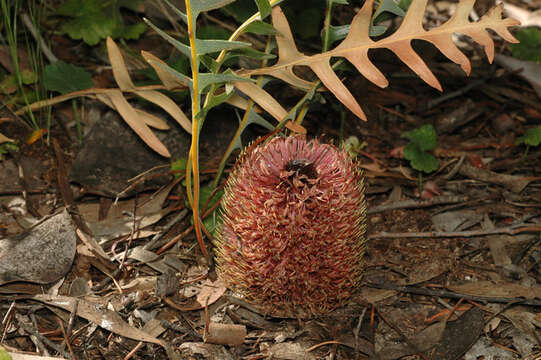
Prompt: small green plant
<box><xmin>510</xmin><ymin>28</ymin><xmax>541</xmax><ymax>63</ymax></box>
<box><xmin>0</xmin><ymin>0</ymin><xmax>47</xmax><ymax>130</ymax></box>
<box><xmin>402</xmin><ymin>124</ymin><xmax>439</xmax><ymax>190</ymax></box>
<box><xmin>170</xmin><ymin>157</ymin><xmax>188</xmax><ymax>179</ymax></box>
<box><xmin>56</xmin><ymin>0</ymin><xmax>146</xmax><ymax>45</ymax></box>
<box><xmin>43</xmin><ymin>61</ymin><xmax>93</xmax><ymax>94</ymax></box>
<box><xmin>515</xmin><ymin>125</ymin><xmax>541</xmax><ymax>157</ymax></box>
<box><xmin>0</xmin><ymin>346</ymin><xmax>12</xmax><ymax>360</ymax></box>
<box><xmin>0</xmin><ymin>142</ymin><xmax>19</xmax><ymax>161</ymax></box>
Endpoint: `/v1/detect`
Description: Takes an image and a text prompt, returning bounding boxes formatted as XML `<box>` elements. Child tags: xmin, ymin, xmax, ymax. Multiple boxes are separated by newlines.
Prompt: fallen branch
<box><xmin>365</xmin><ymin>282</ymin><xmax>541</xmax><ymax>306</ymax></box>
<box><xmin>368</xmin><ymin>224</ymin><xmax>540</xmax><ymax>239</ymax></box>
<box><xmin>367</xmin><ymin>195</ymin><xmax>468</xmax><ymax>214</ymax></box>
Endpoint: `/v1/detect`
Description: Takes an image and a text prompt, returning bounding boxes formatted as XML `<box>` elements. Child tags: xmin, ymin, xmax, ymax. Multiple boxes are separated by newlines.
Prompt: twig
<box><xmin>119</xmin><ymin>193</ymin><xmax>139</xmax><ymax>270</ymax></box>
<box><xmin>143</xmin><ymin>209</ymin><xmax>189</xmax><ymax>250</ymax></box>
<box><xmin>160</xmin><ymin>319</ymin><xmax>202</xmax><ymax>339</ymax></box>
<box><xmin>57</xmin><ymin>317</ymin><xmax>76</xmax><ymax>360</ymax></box>
<box><xmin>365</xmin><ymin>282</ymin><xmax>541</xmax><ymax>306</ymax></box>
<box><xmin>52</xmin><ymin>139</ymin><xmax>91</xmax><ymax>234</ymax></box>
<box><xmin>354</xmin><ymin>306</ymin><xmax>367</xmax><ymax>360</ymax></box>
<box><xmin>1</xmin><ymin>301</ymin><xmax>16</xmax><ymax>343</ymax></box>
<box><xmin>124</xmin><ymin>341</ymin><xmax>144</xmax><ymax>360</ymax></box>
<box><xmin>368</xmin><ymin>224</ymin><xmax>540</xmax><ymax>239</ymax></box>
<box><xmin>442</xmin><ymin>153</ymin><xmax>465</xmax><ymax>180</ymax></box>
<box><xmin>458</xmin><ymin>162</ymin><xmax>530</xmax><ymax>193</ymax></box>
<box><xmin>426</xmin><ymin>78</ymin><xmax>487</xmax><ymax>110</ymax></box>
<box><xmin>16</xmin><ymin>313</ymin><xmax>71</xmax><ymax>358</ymax></box>
<box><xmin>156</xmin><ymin>198</ymin><xmax>222</xmax><ymax>255</ymax></box>
<box><xmin>66</xmin><ymin>299</ymin><xmax>78</xmax><ymax>339</ymax></box>
<box><xmin>21</xmin><ymin>13</ymin><xmax>58</xmax><ymax>63</ymax></box>
<box><xmin>367</xmin><ymin>195</ymin><xmax>468</xmax><ymax>214</ymax></box>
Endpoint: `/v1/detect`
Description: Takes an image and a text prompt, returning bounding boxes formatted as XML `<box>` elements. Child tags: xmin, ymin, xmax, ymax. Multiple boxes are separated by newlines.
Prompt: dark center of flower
<box><xmin>284</xmin><ymin>159</ymin><xmax>318</xmax><ymax>179</ymax></box>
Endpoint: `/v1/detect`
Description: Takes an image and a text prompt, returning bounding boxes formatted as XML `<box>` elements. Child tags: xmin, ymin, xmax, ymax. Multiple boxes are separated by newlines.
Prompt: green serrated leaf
<box><xmin>162</xmin><ymin>0</ymin><xmax>187</xmax><ymax>24</ymax></box>
<box><xmin>196</xmin><ymin>39</ymin><xmax>251</xmax><ymax>55</ymax></box>
<box><xmin>511</xmin><ymin>28</ymin><xmax>541</xmax><ymax>63</ymax></box>
<box><xmin>324</xmin><ymin>24</ymin><xmax>349</xmax><ymax>46</ymax></box>
<box><xmin>148</xmin><ymin>58</ymin><xmax>193</xmax><ymax>89</ymax></box>
<box><xmin>370</xmin><ymin>0</ymin><xmax>409</xmax><ymax>36</ymax></box>
<box><xmin>222</xmin><ymin>0</ymin><xmax>257</xmax><ymax>22</ymax></box>
<box><xmin>143</xmin><ymin>18</ymin><xmax>191</xmax><ymax>58</ymax></box>
<box><xmin>191</xmin><ymin>0</ymin><xmax>237</xmax><ymax>17</ymax></box>
<box><xmin>373</xmin><ymin>0</ymin><xmax>406</xmax><ymax>23</ymax></box>
<box><xmin>197</xmin><ymin>25</ymin><xmax>231</xmax><ymax>40</ymax></box>
<box><xmin>223</xmin><ymin>47</ymin><xmax>276</xmax><ymax>62</ymax></box>
<box><xmin>404</xmin><ymin>143</ymin><xmax>439</xmax><ymax>173</ymax></box>
<box><xmin>516</xmin><ymin>125</ymin><xmax>541</xmax><ymax>147</ymax></box>
<box><xmin>200</xmin><ymin>55</ymin><xmax>220</xmax><ymax>73</ymax></box>
<box><xmin>198</xmin><ymin>72</ymin><xmax>253</xmax><ymax>93</ymax></box>
<box><xmin>43</xmin><ymin>61</ymin><xmax>93</xmax><ymax>94</ymax></box>
<box><xmin>402</xmin><ymin>124</ymin><xmax>437</xmax><ymax>151</ymax></box>
<box><xmin>369</xmin><ymin>24</ymin><xmax>388</xmax><ymax>37</ymax></box>
<box><xmin>199</xmin><ymin>86</ymin><xmax>235</xmax><ymax>118</ymax></box>
<box><xmin>245</xmin><ymin>107</ymin><xmax>274</xmax><ymax>130</ymax></box>
<box><xmin>243</xmin><ymin>20</ymin><xmax>278</xmax><ymax>35</ymax></box>
<box><xmin>254</xmin><ymin>0</ymin><xmax>271</xmax><ymax>19</ymax></box>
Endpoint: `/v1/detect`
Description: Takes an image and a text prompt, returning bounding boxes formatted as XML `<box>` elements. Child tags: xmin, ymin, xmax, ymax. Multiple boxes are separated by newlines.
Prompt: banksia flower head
<box><xmin>215</xmin><ymin>135</ymin><xmax>366</xmax><ymax>317</ymax></box>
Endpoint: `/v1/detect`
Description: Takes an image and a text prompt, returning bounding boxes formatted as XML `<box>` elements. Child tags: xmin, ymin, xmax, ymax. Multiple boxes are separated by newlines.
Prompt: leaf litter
<box><xmin>0</xmin><ymin>0</ymin><xmax>540</xmax><ymax>359</ymax></box>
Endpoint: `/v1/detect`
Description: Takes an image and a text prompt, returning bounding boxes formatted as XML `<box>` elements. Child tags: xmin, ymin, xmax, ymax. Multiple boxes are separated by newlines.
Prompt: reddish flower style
<box><xmin>215</xmin><ymin>135</ymin><xmax>367</xmax><ymax>317</ymax></box>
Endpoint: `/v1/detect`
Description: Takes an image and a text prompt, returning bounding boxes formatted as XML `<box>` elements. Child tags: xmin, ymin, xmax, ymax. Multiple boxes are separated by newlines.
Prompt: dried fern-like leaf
<box><xmin>248</xmin><ymin>0</ymin><xmax>519</xmax><ymax>120</ymax></box>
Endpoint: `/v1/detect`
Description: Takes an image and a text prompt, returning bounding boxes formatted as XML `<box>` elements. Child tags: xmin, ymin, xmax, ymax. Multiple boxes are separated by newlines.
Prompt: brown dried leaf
<box><xmin>141</xmin><ymin>50</ymin><xmax>187</xmax><ymax>90</ymax></box>
<box><xmin>94</xmin><ymin>92</ymin><xmax>169</xmax><ymax>129</ymax></box>
<box><xmin>33</xmin><ymin>294</ymin><xmax>162</xmax><ymax>345</ymax></box>
<box><xmin>108</xmin><ymin>40</ymin><xmax>192</xmax><ymax>134</ymax></box>
<box><xmin>233</xmin><ymin>81</ymin><xmax>306</xmax><ymax>134</ymax></box>
<box><xmin>104</xmin><ymin>90</ymin><xmax>171</xmax><ymax>157</ymax></box>
<box><xmin>249</xmin><ymin>0</ymin><xmax>519</xmax><ymax>120</ymax></box>
<box><xmin>196</xmin><ymin>278</ymin><xmax>227</xmax><ymax>308</ymax></box>
<box><xmin>106</xmin><ymin>37</ymin><xmax>135</xmax><ymax>91</ymax></box>
<box><xmin>0</xmin><ymin>132</ymin><xmax>13</xmax><ymax>143</ymax></box>
<box><xmin>136</xmin><ymin>90</ymin><xmax>192</xmax><ymax>133</ymax></box>
<box><xmin>134</xmin><ymin>109</ymin><xmax>170</xmax><ymax>130</ymax></box>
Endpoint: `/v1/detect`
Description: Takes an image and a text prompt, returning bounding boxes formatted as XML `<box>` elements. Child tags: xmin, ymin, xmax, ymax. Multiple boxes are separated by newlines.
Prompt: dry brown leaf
<box><xmin>248</xmin><ymin>0</ymin><xmax>519</xmax><ymax>120</ymax></box>
<box><xmin>105</xmin><ymin>90</ymin><xmax>171</xmax><ymax>157</ymax></box>
<box><xmin>33</xmin><ymin>294</ymin><xmax>163</xmax><ymax>345</ymax></box>
<box><xmin>134</xmin><ymin>109</ymin><xmax>170</xmax><ymax>130</ymax></box>
<box><xmin>106</xmin><ymin>37</ymin><xmax>135</xmax><ymax>91</ymax></box>
<box><xmin>94</xmin><ymin>92</ymin><xmax>169</xmax><ymax>129</ymax></box>
<box><xmin>196</xmin><ymin>278</ymin><xmax>227</xmax><ymax>308</ymax></box>
<box><xmin>108</xmin><ymin>39</ymin><xmax>192</xmax><ymax>134</ymax></box>
<box><xmin>0</xmin><ymin>132</ymin><xmax>13</xmax><ymax>143</ymax></box>
<box><xmin>15</xmin><ymin>88</ymin><xmax>99</xmax><ymax>114</ymax></box>
<box><xmin>141</xmin><ymin>50</ymin><xmax>187</xmax><ymax>90</ymax></box>
<box><xmin>136</xmin><ymin>90</ymin><xmax>192</xmax><ymax>133</ymax></box>
<box><xmin>233</xmin><ymin>81</ymin><xmax>306</xmax><ymax>134</ymax></box>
